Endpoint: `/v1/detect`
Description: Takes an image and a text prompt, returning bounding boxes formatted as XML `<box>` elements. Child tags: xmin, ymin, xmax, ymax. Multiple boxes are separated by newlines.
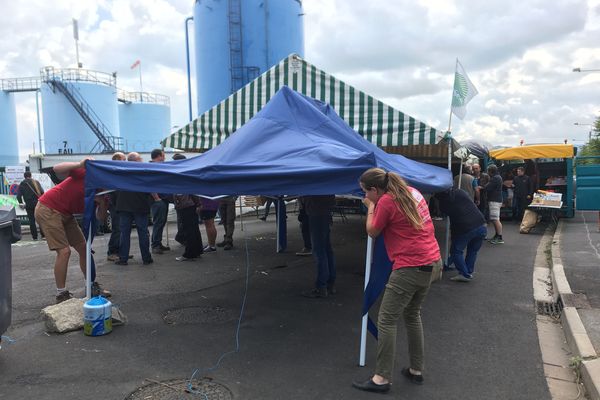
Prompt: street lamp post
<box><xmin>574</xmin><ymin>122</ymin><xmax>593</xmax><ymax>141</ymax></box>
<box><xmin>573</xmin><ymin>68</ymin><xmax>600</xmax><ymax>73</ymax></box>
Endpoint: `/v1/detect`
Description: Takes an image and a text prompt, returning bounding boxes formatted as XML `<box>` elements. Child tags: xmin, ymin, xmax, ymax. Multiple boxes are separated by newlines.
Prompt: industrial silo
<box><xmin>0</xmin><ymin>91</ymin><xmax>19</xmax><ymax>166</ymax></box>
<box><xmin>118</xmin><ymin>92</ymin><xmax>171</xmax><ymax>152</ymax></box>
<box><xmin>194</xmin><ymin>0</ymin><xmax>305</xmax><ymax>115</ymax></box>
<box><xmin>40</xmin><ymin>67</ymin><xmax>120</xmax><ymax>154</ymax></box>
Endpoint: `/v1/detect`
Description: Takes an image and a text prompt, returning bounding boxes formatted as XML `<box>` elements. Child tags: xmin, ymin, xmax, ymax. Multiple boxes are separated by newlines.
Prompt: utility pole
<box><xmin>73</xmin><ymin>19</ymin><xmax>82</xmax><ymax>68</ymax></box>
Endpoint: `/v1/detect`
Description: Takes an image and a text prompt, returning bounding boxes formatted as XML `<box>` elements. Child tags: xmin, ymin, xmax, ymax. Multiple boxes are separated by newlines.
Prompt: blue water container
<box><xmin>83</xmin><ymin>296</ymin><xmax>112</xmax><ymax>336</ymax></box>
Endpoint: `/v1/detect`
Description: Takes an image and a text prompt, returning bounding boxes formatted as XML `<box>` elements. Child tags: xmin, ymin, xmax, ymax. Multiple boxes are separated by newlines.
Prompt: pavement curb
<box><xmin>552</xmin><ymin>219</ymin><xmax>600</xmax><ymax>400</ymax></box>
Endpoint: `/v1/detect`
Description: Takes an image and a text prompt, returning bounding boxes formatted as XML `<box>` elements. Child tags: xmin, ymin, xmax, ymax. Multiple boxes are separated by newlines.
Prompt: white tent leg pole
<box><xmin>359</xmin><ymin>235</ymin><xmax>374</xmax><ymax>367</ymax></box>
<box><xmin>86</xmin><ymin>222</ymin><xmax>92</xmax><ymax>299</ymax></box>
<box><xmin>165</xmin><ymin>204</ymin><xmax>169</xmax><ymax>247</ymax></box>
<box><xmin>457</xmin><ymin>161</ymin><xmax>463</xmax><ymax>189</ymax></box>
<box><xmin>276</xmin><ymin>204</ymin><xmax>280</xmax><ymax>253</ymax></box>
<box><xmin>239</xmin><ymin>197</ymin><xmax>244</xmax><ymax>231</ymax></box>
<box><xmin>444</xmin><ymin>134</ymin><xmax>453</xmax><ymax>267</ymax></box>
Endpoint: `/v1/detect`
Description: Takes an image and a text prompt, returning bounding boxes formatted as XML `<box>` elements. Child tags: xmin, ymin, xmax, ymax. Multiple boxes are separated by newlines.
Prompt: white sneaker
<box><xmin>203</xmin><ymin>245</ymin><xmax>217</xmax><ymax>253</ymax></box>
<box><xmin>450</xmin><ymin>274</ymin><xmax>472</xmax><ymax>282</ymax></box>
<box><xmin>295</xmin><ymin>248</ymin><xmax>312</xmax><ymax>256</ymax></box>
<box><xmin>175</xmin><ymin>256</ymin><xmax>194</xmax><ymax>261</ymax></box>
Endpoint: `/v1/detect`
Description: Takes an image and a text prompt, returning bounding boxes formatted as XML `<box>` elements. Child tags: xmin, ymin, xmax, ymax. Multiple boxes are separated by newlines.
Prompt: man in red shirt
<box><xmin>35</xmin><ymin>158</ymin><xmax>108</xmax><ymax>304</ymax></box>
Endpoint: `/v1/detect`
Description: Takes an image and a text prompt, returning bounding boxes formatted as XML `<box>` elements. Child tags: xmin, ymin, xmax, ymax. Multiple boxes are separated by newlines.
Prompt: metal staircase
<box><xmin>41</xmin><ymin>68</ymin><xmax>120</xmax><ymax>153</ymax></box>
<box><xmin>228</xmin><ymin>0</ymin><xmax>245</xmax><ymax>92</ymax></box>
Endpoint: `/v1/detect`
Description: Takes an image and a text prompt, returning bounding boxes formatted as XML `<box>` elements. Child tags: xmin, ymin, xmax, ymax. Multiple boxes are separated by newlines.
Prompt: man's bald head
<box><xmin>127</xmin><ymin>152</ymin><xmax>142</xmax><ymax>162</ymax></box>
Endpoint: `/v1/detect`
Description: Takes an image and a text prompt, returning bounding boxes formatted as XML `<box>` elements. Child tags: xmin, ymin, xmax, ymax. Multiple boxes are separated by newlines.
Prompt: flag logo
<box><xmin>451</xmin><ymin>60</ymin><xmax>478</xmax><ymax>120</ymax></box>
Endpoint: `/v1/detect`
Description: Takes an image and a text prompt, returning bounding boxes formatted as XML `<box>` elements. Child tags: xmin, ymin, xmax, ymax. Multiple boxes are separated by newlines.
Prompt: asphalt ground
<box><xmin>0</xmin><ymin>214</ymin><xmax>550</xmax><ymax>399</ymax></box>
<box><xmin>559</xmin><ymin>210</ymin><xmax>600</xmax><ymax>355</ymax></box>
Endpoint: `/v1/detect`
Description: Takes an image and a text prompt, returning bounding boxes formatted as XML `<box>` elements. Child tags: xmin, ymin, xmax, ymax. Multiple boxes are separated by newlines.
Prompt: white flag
<box><xmin>451</xmin><ymin>60</ymin><xmax>478</xmax><ymax>120</ymax></box>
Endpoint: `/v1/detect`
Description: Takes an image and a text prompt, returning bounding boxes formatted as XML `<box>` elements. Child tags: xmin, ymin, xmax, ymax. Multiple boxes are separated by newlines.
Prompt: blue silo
<box><xmin>118</xmin><ymin>93</ymin><xmax>171</xmax><ymax>152</ymax></box>
<box><xmin>0</xmin><ymin>91</ymin><xmax>19</xmax><ymax>166</ymax></box>
<box><xmin>40</xmin><ymin>67</ymin><xmax>120</xmax><ymax>154</ymax></box>
<box><xmin>194</xmin><ymin>0</ymin><xmax>305</xmax><ymax>115</ymax></box>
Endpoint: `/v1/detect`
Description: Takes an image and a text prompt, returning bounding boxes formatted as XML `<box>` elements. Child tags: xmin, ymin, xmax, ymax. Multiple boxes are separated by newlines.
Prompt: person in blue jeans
<box><xmin>300</xmin><ymin>195</ymin><xmax>336</xmax><ymax>298</ymax></box>
<box><xmin>435</xmin><ymin>188</ymin><xmax>487</xmax><ymax>282</ymax></box>
<box><xmin>114</xmin><ymin>152</ymin><xmax>153</xmax><ymax>266</ymax></box>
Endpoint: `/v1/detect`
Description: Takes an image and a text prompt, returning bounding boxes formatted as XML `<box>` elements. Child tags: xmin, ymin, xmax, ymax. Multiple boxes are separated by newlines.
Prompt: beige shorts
<box><xmin>35</xmin><ymin>203</ymin><xmax>85</xmax><ymax>251</ymax></box>
<box><xmin>488</xmin><ymin>201</ymin><xmax>502</xmax><ymax>221</ymax></box>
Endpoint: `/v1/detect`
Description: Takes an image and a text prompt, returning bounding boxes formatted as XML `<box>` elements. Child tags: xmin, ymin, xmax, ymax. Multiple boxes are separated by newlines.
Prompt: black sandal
<box><xmin>401</xmin><ymin>368</ymin><xmax>424</xmax><ymax>385</ymax></box>
<box><xmin>352</xmin><ymin>378</ymin><xmax>391</xmax><ymax>393</ymax></box>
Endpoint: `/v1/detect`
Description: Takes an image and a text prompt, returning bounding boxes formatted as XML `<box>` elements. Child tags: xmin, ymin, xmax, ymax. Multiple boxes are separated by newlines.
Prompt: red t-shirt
<box><xmin>39</xmin><ymin>168</ymin><xmax>86</xmax><ymax>215</ymax></box>
<box><xmin>371</xmin><ymin>188</ymin><xmax>440</xmax><ymax>269</ymax></box>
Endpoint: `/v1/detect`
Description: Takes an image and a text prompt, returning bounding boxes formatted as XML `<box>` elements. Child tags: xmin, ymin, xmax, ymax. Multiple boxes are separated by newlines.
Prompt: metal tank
<box><xmin>118</xmin><ymin>92</ymin><xmax>171</xmax><ymax>152</ymax></box>
<box><xmin>40</xmin><ymin>67</ymin><xmax>120</xmax><ymax>154</ymax></box>
<box><xmin>0</xmin><ymin>92</ymin><xmax>19</xmax><ymax>166</ymax></box>
<box><xmin>194</xmin><ymin>0</ymin><xmax>305</xmax><ymax>115</ymax></box>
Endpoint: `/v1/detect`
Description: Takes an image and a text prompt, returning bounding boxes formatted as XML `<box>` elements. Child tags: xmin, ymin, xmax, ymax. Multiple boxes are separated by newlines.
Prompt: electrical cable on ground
<box><xmin>186</xmin><ymin>213</ymin><xmax>252</xmax><ymax>398</ymax></box>
<box><xmin>0</xmin><ymin>335</ymin><xmax>16</xmax><ymax>350</ymax></box>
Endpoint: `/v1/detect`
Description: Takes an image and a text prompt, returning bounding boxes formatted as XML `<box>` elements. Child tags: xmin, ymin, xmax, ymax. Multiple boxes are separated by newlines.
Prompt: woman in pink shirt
<box><xmin>353</xmin><ymin>168</ymin><xmax>441</xmax><ymax>394</ymax></box>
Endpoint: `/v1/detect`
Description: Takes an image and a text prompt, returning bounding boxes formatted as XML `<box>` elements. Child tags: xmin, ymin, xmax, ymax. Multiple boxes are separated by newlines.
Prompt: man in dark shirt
<box><xmin>17</xmin><ymin>171</ymin><xmax>44</xmax><ymax>240</ymax></box>
<box><xmin>512</xmin><ymin>166</ymin><xmax>532</xmax><ymax>221</ymax></box>
<box><xmin>149</xmin><ymin>148</ymin><xmax>171</xmax><ymax>254</ymax></box>
<box><xmin>481</xmin><ymin>164</ymin><xmax>504</xmax><ymax>244</ymax></box>
<box><xmin>301</xmin><ymin>195</ymin><xmax>336</xmax><ymax>298</ymax></box>
<box><xmin>436</xmin><ymin>188</ymin><xmax>487</xmax><ymax>282</ymax></box>
<box><xmin>472</xmin><ymin>163</ymin><xmax>489</xmax><ymax>219</ymax></box>
<box><xmin>114</xmin><ymin>152</ymin><xmax>153</xmax><ymax>265</ymax></box>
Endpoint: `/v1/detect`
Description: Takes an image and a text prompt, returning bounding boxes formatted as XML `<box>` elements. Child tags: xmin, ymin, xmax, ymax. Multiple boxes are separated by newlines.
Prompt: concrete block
<box><xmin>41</xmin><ymin>298</ymin><xmax>85</xmax><ymax>333</ymax></box>
<box><xmin>552</xmin><ymin>262</ymin><xmax>573</xmax><ymax>297</ymax></box>
<box><xmin>582</xmin><ymin>358</ymin><xmax>600</xmax><ymax>400</ymax></box>
<box><xmin>562</xmin><ymin>307</ymin><xmax>597</xmax><ymax>359</ymax></box>
<box><xmin>533</xmin><ymin>267</ymin><xmax>553</xmax><ymax>303</ymax></box>
<box><xmin>547</xmin><ymin>377</ymin><xmax>583</xmax><ymax>400</ymax></box>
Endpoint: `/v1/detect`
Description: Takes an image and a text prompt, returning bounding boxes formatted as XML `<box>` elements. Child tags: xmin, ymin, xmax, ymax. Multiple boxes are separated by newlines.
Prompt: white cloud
<box><xmin>1</xmin><ymin>0</ymin><xmax>599</xmax><ymax>162</ymax></box>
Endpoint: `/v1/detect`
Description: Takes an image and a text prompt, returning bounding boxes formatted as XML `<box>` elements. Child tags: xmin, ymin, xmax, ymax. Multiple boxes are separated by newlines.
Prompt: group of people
<box><xmin>26</xmin><ymin>150</ymin><xmax>239</xmax><ymax>304</ymax></box>
<box><xmin>23</xmin><ymin>153</ymin><xmax>502</xmax><ymax>395</ymax></box>
<box><xmin>105</xmin><ymin>150</ymin><xmax>238</xmax><ymax>265</ymax></box>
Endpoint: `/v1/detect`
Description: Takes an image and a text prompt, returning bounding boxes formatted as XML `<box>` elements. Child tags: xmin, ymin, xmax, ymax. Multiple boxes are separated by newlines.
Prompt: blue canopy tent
<box><xmin>83</xmin><ymin>86</ymin><xmax>452</xmax><ymax>364</ymax></box>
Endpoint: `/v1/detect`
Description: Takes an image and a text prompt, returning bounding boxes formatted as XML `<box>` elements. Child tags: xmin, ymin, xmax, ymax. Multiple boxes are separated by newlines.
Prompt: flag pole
<box><xmin>444</xmin><ymin>58</ymin><xmax>458</xmax><ymax>269</ymax></box>
<box><xmin>138</xmin><ymin>61</ymin><xmax>143</xmax><ymax>94</ymax></box>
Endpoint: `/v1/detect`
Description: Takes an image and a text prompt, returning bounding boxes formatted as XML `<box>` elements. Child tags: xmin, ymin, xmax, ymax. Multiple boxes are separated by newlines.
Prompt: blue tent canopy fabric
<box><xmin>85</xmin><ymin>86</ymin><xmax>451</xmax><ymax>196</ymax></box>
<box><xmin>83</xmin><ymin>86</ymin><xmax>452</xmax><ymax>339</ymax></box>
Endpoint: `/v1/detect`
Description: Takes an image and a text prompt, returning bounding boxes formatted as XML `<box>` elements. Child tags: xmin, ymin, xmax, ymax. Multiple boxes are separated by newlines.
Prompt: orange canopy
<box><xmin>489</xmin><ymin>144</ymin><xmax>574</xmax><ymax>160</ymax></box>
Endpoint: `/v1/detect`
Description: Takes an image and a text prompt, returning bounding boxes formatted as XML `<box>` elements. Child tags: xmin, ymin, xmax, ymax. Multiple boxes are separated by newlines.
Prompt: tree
<box><xmin>579</xmin><ymin>116</ymin><xmax>600</xmax><ymax>158</ymax></box>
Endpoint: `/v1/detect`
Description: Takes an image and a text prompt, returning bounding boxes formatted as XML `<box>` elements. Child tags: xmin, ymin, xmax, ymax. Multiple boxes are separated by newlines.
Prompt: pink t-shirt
<box><xmin>39</xmin><ymin>168</ymin><xmax>85</xmax><ymax>215</ymax></box>
<box><xmin>371</xmin><ymin>188</ymin><xmax>440</xmax><ymax>269</ymax></box>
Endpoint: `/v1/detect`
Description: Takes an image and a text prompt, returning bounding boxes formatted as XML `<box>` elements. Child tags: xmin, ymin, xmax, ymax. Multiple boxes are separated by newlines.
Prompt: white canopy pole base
<box><xmin>85</xmin><ymin>222</ymin><xmax>92</xmax><ymax>299</ymax></box>
<box><xmin>359</xmin><ymin>235</ymin><xmax>374</xmax><ymax>367</ymax></box>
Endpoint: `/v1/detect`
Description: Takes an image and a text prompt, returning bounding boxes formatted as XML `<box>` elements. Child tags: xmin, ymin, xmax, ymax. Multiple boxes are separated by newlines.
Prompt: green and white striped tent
<box><xmin>162</xmin><ymin>54</ymin><xmax>444</xmax><ymax>151</ymax></box>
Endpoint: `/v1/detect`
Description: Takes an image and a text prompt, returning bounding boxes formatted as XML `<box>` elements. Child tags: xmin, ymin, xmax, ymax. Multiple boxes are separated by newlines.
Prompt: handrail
<box><xmin>40</xmin><ymin>66</ymin><xmax>116</xmax><ymax>87</ymax></box>
<box><xmin>0</xmin><ymin>76</ymin><xmax>41</xmax><ymax>92</ymax></box>
<box><xmin>117</xmin><ymin>90</ymin><xmax>170</xmax><ymax>106</ymax></box>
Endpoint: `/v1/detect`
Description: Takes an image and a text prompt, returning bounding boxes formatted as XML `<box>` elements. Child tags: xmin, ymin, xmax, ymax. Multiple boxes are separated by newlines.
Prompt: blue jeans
<box><xmin>449</xmin><ymin>225</ymin><xmax>486</xmax><ymax>278</ymax></box>
<box><xmin>299</xmin><ymin>209</ymin><xmax>311</xmax><ymax>250</ymax></box>
<box><xmin>151</xmin><ymin>200</ymin><xmax>168</xmax><ymax>249</ymax></box>
<box><xmin>308</xmin><ymin>214</ymin><xmax>335</xmax><ymax>288</ymax></box>
<box><xmin>119</xmin><ymin>211</ymin><xmax>152</xmax><ymax>263</ymax></box>
<box><xmin>512</xmin><ymin>196</ymin><xmax>528</xmax><ymax>221</ymax></box>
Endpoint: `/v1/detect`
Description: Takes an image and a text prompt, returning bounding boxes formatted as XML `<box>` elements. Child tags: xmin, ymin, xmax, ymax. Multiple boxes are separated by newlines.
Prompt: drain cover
<box><xmin>163</xmin><ymin>306</ymin><xmax>235</xmax><ymax>325</ymax></box>
<box><xmin>125</xmin><ymin>378</ymin><xmax>233</xmax><ymax>400</ymax></box>
<box><xmin>536</xmin><ymin>300</ymin><xmax>563</xmax><ymax>317</ymax></box>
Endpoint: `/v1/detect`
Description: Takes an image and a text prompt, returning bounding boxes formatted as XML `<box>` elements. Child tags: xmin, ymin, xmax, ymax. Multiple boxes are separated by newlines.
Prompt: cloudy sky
<box><xmin>1</xmin><ymin>0</ymin><xmax>599</xmax><ymax>161</ymax></box>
